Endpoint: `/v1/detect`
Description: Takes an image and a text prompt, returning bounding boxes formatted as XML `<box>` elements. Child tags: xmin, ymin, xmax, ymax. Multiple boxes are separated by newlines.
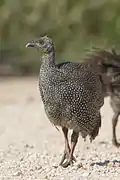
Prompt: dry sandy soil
<box><xmin>0</xmin><ymin>77</ymin><xmax>120</xmax><ymax>180</ymax></box>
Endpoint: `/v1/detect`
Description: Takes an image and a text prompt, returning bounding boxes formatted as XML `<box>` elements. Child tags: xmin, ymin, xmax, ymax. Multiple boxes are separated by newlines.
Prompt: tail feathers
<box><xmin>86</xmin><ymin>48</ymin><xmax>120</xmax><ymax>69</ymax></box>
<box><xmin>90</xmin><ymin>114</ymin><xmax>101</xmax><ymax>142</ymax></box>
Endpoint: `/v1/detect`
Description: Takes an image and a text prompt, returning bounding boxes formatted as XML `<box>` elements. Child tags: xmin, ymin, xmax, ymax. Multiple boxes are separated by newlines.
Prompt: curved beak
<box><xmin>25</xmin><ymin>42</ymin><xmax>36</xmax><ymax>48</ymax></box>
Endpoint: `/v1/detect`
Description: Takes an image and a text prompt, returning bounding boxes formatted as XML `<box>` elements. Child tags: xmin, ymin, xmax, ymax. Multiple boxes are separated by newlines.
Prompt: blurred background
<box><xmin>1</xmin><ymin>1</ymin><xmax>120</xmax><ymax>178</ymax></box>
<box><xmin>1</xmin><ymin>0</ymin><xmax>120</xmax><ymax>75</ymax></box>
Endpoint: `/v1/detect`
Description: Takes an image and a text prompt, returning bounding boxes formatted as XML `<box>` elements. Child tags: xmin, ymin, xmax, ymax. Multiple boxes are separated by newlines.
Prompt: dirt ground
<box><xmin>0</xmin><ymin>77</ymin><xmax>120</xmax><ymax>180</ymax></box>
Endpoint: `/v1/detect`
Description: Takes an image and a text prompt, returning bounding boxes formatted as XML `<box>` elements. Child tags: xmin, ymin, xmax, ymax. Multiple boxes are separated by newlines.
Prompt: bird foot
<box><xmin>59</xmin><ymin>152</ymin><xmax>67</xmax><ymax>166</ymax></box>
<box><xmin>112</xmin><ymin>139</ymin><xmax>120</xmax><ymax>147</ymax></box>
<box><xmin>61</xmin><ymin>159</ymin><xmax>73</xmax><ymax>168</ymax></box>
<box><xmin>59</xmin><ymin>151</ymin><xmax>76</xmax><ymax>167</ymax></box>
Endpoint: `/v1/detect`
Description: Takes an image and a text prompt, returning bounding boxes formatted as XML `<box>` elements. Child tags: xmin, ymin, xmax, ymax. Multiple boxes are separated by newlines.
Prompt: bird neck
<box><xmin>41</xmin><ymin>47</ymin><xmax>55</xmax><ymax>67</ymax></box>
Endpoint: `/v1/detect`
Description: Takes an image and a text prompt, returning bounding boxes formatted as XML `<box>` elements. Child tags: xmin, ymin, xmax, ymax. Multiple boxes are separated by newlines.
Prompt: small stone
<box><xmin>24</xmin><ymin>144</ymin><xmax>34</xmax><ymax>149</ymax></box>
<box><xmin>20</xmin><ymin>157</ymin><xmax>24</xmax><ymax>161</ymax></box>
<box><xmin>13</xmin><ymin>171</ymin><xmax>22</xmax><ymax>176</ymax></box>
<box><xmin>35</xmin><ymin>165</ymin><xmax>42</xmax><ymax>170</ymax></box>
<box><xmin>77</xmin><ymin>163</ymin><xmax>83</xmax><ymax>168</ymax></box>
<box><xmin>53</xmin><ymin>164</ymin><xmax>58</xmax><ymax>168</ymax></box>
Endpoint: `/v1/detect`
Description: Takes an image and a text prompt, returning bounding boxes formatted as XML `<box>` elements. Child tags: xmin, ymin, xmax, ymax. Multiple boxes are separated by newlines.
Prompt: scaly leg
<box><xmin>62</xmin><ymin>131</ymin><xmax>79</xmax><ymax>168</ymax></box>
<box><xmin>59</xmin><ymin>127</ymin><xmax>76</xmax><ymax>166</ymax></box>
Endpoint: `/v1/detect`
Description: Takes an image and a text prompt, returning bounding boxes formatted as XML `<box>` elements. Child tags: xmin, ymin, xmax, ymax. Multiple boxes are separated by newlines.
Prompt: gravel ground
<box><xmin>0</xmin><ymin>77</ymin><xmax>120</xmax><ymax>180</ymax></box>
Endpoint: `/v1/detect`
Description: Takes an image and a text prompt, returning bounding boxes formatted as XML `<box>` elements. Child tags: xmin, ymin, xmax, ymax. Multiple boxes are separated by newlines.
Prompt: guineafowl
<box><xmin>26</xmin><ymin>36</ymin><xmax>104</xmax><ymax>167</ymax></box>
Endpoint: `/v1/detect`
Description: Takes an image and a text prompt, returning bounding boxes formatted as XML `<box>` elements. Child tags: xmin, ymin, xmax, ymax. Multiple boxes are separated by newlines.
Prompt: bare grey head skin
<box><xmin>26</xmin><ymin>35</ymin><xmax>54</xmax><ymax>54</ymax></box>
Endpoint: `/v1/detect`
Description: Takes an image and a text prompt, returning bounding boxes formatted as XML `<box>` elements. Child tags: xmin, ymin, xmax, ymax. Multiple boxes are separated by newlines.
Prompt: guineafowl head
<box><xmin>26</xmin><ymin>35</ymin><xmax>54</xmax><ymax>53</ymax></box>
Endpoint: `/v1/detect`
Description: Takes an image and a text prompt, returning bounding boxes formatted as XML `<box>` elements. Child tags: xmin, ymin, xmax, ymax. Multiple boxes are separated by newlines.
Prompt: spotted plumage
<box><xmin>26</xmin><ymin>36</ymin><xmax>104</xmax><ymax>167</ymax></box>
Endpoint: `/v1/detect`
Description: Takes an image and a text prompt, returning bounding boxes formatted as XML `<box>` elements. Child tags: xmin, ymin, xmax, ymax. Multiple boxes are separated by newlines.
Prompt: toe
<box><xmin>62</xmin><ymin>161</ymin><xmax>71</xmax><ymax>168</ymax></box>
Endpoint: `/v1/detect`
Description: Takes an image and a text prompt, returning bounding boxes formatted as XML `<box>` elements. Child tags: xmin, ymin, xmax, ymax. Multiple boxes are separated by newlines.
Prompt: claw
<box><xmin>62</xmin><ymin>159</ymin><xmax>73</xmax><ymax>168</ymax></box>
<box><xmin>59</xmin><ymin>151</ymin><xmax>76</xmax><ymax>166</ymax></box>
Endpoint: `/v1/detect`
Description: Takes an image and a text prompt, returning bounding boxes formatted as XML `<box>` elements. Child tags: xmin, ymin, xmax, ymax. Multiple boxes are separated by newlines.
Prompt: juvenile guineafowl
<box><xmin>87</xmin><ymin>48</ymin><xmax>120</xmax><ymax>147</ymax></box>
<box><xmin>26</xmin><ymin>36</ymin><xmax>104</xmax><ymax>167</ymax></box>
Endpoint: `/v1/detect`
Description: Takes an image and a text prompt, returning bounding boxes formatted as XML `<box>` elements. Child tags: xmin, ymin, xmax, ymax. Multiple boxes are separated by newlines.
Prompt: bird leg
<box><xmin>62</xmin><ymin>131</ymin><xmax>79</xmax><ymax>168</ymax></box>
<box><xmin>112</xmin><ymin>113</ymin><xmax>120</xmax><ymax>147</ymax></box>
<box><xmin>59</xmin><ymin>127</ymin><xmax>76</xmax><ymax>166</ymax></box>
<box><xmin>59</xmin><ymin>127</ymin><xmax>70</xmax><ymax>165</ymax></box>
